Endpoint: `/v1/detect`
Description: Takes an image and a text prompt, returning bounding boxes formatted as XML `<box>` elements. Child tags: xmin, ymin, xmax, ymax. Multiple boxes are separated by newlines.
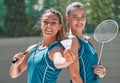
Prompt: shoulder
<box><xmin>85</xmin><ymin>35</ymin><xmax>96</xmax><ymax>49</ymax></box>
<box><xmin>26</xmin><ymin>44</ymin><xmax>37</xmax><ymax>52</ymax></box>
<box><xmin>51</xmin><ymin>46</ymin><xmax>64</xmax><ymax>53</ymax></box>
<box><xmin>66</xmin><ymin>34</ymin><xmax>79</xmax><ymax>44</ymax></box>
<box><xmin>66</xmin><ymin>35</ymin><xmax>80</xmax><ymax>50</ymax></box>
<box><xmin>48</xmin><ymin>46</ymin><xmax>64</xmax><ymax>60</ymax></box>
<box><xmin>84</xmin><ymin>35</ymin><xmax>93</xmax><ymax>43</ymax></box>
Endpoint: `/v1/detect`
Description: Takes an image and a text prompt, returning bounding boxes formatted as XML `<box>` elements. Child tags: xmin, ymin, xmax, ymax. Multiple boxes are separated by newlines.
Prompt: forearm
<box><xmin>9</xmin><ymin>64</ymin><xmax>20</xmax><ymax>78</ymax></box>
<box><xmin>69</xmin><ymin>63</ymin><xmax>83</xmax><ymax>83</ymax></box>
<box><xmin>55</xmin><ymin>60</ymin><xmax>74</xmax><ymax>69</ymax></box>
<box><xmin>70</xmin><ymin>69</ymin><xmax>83</xmax><ymax>83</ymax></box>
<box><xmin>10</xmin><ymin>63</ymin><xmax>27</xmax><ymax>78</ymax></box>
<box><xmin>10</xmin><ymin>52</ymin><xmax>29</xmax><ymax>78</ymax></box>
<box><xmin>71</xmin><ymin>76</ymin><xmax>83</xmax><ymax>83</ymax></box>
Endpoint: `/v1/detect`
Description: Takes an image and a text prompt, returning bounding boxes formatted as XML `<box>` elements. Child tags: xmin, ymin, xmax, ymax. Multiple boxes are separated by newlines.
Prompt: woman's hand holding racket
<box><xmin>12</xmin><ymin>52</ymin><xmax>29</xmax><ymax>65</ymax></box>
<box><xmin>93</xmin><ymin>20</ymin><xmax>119</xmax><ymax>80</ymax></box>
<box><xmin>93</xmin><ymin>65</ymin><xmax>106</xmax><ymax>78</ymax></box>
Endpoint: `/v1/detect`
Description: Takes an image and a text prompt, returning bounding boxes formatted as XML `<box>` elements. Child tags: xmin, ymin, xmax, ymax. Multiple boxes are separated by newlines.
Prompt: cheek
<box><xmin>82</xmin><ymin>21</ymin><xmax>86</xmax><ymax>26</ymax></box>
<box><xmin>55</xmin><ymin>26</ymin><xmax>60</xmax><ymax>33</ymax></box>
<box><xmin>70</xmin><ymin>20</ymin><xmax>77</xmax><ymax>27</ymax></box>
<box><xmin>40</xmin><ymin>25</ymin><xmax>46</xmax><ymax>33</ymax></box>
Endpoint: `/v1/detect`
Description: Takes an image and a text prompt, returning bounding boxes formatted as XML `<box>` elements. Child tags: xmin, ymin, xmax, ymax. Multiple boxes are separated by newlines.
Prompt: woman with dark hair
<box><xmin>9</xmin><ymin>8</ymin><xmax>76</xmax><ymax>83</ymax></box>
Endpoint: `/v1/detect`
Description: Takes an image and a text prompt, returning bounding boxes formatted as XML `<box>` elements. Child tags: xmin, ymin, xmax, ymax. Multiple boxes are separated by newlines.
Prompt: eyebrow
<box><xmin>71</xmin><ymin>14</ymin><xmax>77</xmax><ymax>16</ymax></box>
<box><xmin>51</xmin><ymin>19</ymin><xmax>59</xmax><ymax>21</ymax></box>
<box><xmin>71</xmin><ymin>13</ymin><xmax>86</xmax><ymax>17</ymax></box>
<box><xmin>43</xmin><ymin>18</ymin><xmax>59</xmax><ymax>21</ymax></box>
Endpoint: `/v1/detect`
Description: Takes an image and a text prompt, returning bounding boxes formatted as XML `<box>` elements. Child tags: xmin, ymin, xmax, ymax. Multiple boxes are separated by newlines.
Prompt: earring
<box><xmin>66</xmin><ymin>16</ymin><xmax>69</xmax><ymax>20</ymax></box>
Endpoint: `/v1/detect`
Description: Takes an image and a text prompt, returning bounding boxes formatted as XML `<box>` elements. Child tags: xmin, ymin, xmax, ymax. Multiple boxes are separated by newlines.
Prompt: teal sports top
<box><xmin>76</xmin><ymin>36</ymin><xmax>100</xmax><ymax>83</ymax></box>
<box><xmin>27</xmin><ymin>41</ymin><xmax>62</xmax><ymax>83</ymax></box>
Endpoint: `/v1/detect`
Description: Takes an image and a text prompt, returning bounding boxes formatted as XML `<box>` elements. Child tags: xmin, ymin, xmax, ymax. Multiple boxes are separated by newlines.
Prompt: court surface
<box><xmin>0</xmin><ymin>34</ymin><xmax>120</xmax><ymax>83</ymax></box>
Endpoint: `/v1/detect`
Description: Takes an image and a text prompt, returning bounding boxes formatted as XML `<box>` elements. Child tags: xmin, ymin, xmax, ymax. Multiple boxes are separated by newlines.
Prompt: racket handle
<box><xmin>23</xmin><ymin>51</ymin><xmax>28</xmax><ymax>55</ymax></box>
<box><xmin>12</xmin><ymin>51</ymin><xmax>28</xmax><ymax>64</ymax></box>
<box><xmin>12</xmin><ymin>58</ymin><xmax>19</xmax><ymax>64</ymax></box>
<box><xmin>93</xmin><ymin>74</ymin><xmax>98</xmax><ymax>81</ymax></box>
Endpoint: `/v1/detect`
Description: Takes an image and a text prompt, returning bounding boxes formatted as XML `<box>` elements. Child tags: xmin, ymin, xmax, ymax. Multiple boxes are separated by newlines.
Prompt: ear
<box><xmin>66</xmin><ymin>15</ymin><xmax>69</xmax><ymax>21</ymax></box>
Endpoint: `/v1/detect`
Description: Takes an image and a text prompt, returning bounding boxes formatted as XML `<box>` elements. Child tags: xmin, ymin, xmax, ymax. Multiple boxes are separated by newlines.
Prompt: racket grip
<box><xmin>93</xmin><ymin>74</ymin><xmax>98</xmax><ymax>81</ymax></box>
<box><xmin>12</xmin><ymin>58</ymin><xmax>19</xmax><ymax>64</ymax></box>
<box><xmin>12</xmin><ymin>51</ymin><xmax>28</xmax><ymax>64</ymax></box>
<box><xmin>23</xmin><ymin>51</ymin><xmax>28</xmax><ymax>55</ymax></box>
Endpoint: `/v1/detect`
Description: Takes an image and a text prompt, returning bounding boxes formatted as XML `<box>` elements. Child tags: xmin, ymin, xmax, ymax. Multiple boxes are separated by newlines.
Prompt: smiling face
<box><xmin>41</xmin><ymin>12</ymin><xmax>61</xmax><ymax>38</ymax></box>
<box><xmin>68</xmin><ymin>8</ymin><xmax>86</xmax><ymax>33</ymax></box>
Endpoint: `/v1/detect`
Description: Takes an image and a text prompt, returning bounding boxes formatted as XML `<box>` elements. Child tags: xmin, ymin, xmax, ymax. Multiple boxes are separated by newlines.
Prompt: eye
<box><xmin>81</xmin><ymin>15</ymin><xmax>86</xmax><ymax>19</ymax></box>
<box><xmin>51</xmin><ymin>21</ymin><xmax>58</xmax><ymax>25</ymax></box>
<box><xmin>72</xmin><ymin>17</ymin><xmax>78</xmax><ymax>21</ymax></box>
<box><xmin>43</xmin><ymin>21</ymin><xmax>48</xmax><ymax>25</ymax></box>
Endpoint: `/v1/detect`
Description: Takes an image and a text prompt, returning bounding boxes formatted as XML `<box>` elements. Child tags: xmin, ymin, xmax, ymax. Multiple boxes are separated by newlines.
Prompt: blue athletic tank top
<box><xmin>76</xmin><ymin>36</ymin><xmax>100</xmax><ymax>83</ymax></box>
<box><xmin>27</xmin><ymin>41</ymin><xmax>62</xmax><ymax>83</ymax></box>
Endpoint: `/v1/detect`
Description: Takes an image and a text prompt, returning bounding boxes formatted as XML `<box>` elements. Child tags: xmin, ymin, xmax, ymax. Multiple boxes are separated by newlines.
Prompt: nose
<box><xmin>77</xmin><ymin>18</ymin><xmax>82</xmax><ymax>22</ymax></box>
<box><xmin>77</xmin><ymin>19</ymin><xmax>83</xmax><ymax>24</ymax></box>
<box><xmin>77</xmin><ymin>17</ymin><xmax>85</xmax><ymax>22</ymax></box>
<box><xmin>47</xmin><ymin>23</ymin><xmax>51</xmax><ymax>28</ymax></box>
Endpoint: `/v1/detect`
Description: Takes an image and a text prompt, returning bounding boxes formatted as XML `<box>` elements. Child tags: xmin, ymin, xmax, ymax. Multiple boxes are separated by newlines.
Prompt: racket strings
<box><xmin>94</xmin><ymin>20</ymin><xmax>118</xmax><ymax>43</ymax></box>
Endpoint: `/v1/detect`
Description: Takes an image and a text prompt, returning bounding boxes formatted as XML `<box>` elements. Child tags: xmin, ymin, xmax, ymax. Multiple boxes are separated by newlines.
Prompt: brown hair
<box><xmin>66</xmin><ymin>2</ymin><xmax>85</xmax><ymax>16</ymax></box>
<box><xmin>41</xmin><ymin>8</ymin><xmax>65</xmax><ymax>41</ymax></box>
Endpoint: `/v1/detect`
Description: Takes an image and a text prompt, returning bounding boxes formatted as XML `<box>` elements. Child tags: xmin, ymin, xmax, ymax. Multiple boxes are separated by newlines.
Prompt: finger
<box><xmin>63</xmin><ymin>50</ymin><xmax>68</xmax><ymax>57</ymax></box>
<box><xmin>63</xmin><ymin>52</ymin><xmax>69</xmax><ymax>62</ymax></box>
<box><xmin>94</xmin><ymin>68</ymin><xmax>102</xmax><ymax>74</ymax></box>
<box><xmin>23</xmin><ymin>51</ymin><xmax>28</xmax><ymax>55</ymax></box>
<box><xmin>94</xmin><ymin>66</ymin><xmax>105</xmax><ymax>72</ymax></box>
<box><xmin>93</xmin><ymin>66</ymin><xmax>104</xmax><ymax>72</ymax></box>
<box><xmin>93</xmin><ymin>65</ymin><xmax>97</xmax><ymax>68</ymax></box>
<box><xmin>94</xmin><ymin>67</ymin><xmax>105</xmax><ymax>75</ymax></box>
<box><xmin>66</xmin><ymin>52</ymin><xmax>72</xmax><ymax>62</ymax></box>
<box><xmin>94</xmin><ymin>68</ymin><xmax>103</xmax><ymax>75</ymax></box>
<box><xmin>17</xmin><ymin>53</ymin><xmax>24</xmax><ymax>59</ymax></box>
<box><xmin>65</xmin><ymin>50</ymin><xmax>73</xmax><ymax>62</ymax></box>
<box><xmin>68</xmin><ymin>49</ymin><xmax>76</xmax><ymax>60</ymax></box>
<box><xmin>13</xmin><ymin>52</ymin><xmax>22</xmax><ymax>59</ymax></box>
<box><xmin>94</xmin><ymin>71</ymin><xmax>102</xmax><ymax>76</ymax></box>
<box><xmin>12</xmin><ymin>58</ymin><xmax>19</xmax><ymax>64</ymax></box>
<box><xmin>14</xmin><ymin>52</ymin><xmax>25</xmax><ymax>61</ymax></box>
<box><xmin>66</xmin><ymin>49</ymin><xmax>74</xmax><ymax>62</ymax></box>
<box><xmin>94</xmin><ymin>70</ymin><xmax>105</xmax><ymax>78</ymax></box>
<box><xmin>24</xmin><ymin>51</ymin><xmax>30</xmax><ymax>59</ymax></box>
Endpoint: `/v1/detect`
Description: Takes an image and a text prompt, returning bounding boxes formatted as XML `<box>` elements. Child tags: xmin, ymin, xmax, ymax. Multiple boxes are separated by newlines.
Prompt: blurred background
<box><xmin>0</xmin><ymin>0</ymin><xmax>120</xmax><ymax>83</ymax></box>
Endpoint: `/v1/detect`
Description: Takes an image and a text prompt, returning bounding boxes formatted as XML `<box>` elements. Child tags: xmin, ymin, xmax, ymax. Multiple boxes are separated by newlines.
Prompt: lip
<box><xmin>45</xmin><ymin>29</ymin><xmax>53</xmax><ymax>33</ymax></box>
<box><xmin>76</xmin><ymin>23</ymin><xmax>83</xmax><ymax>27</ymax></box>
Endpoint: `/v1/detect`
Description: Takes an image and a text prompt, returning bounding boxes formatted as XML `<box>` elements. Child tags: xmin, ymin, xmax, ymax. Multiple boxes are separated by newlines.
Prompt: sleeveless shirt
<box><xmin>76</xmin><ymin>36</ymin><xmax>100</xmax><ymax>83</ymax></box>
<box><xmin>27</xmin><ymin>41</ymin><xmax>62</xmax><ymax>83</ymax></box>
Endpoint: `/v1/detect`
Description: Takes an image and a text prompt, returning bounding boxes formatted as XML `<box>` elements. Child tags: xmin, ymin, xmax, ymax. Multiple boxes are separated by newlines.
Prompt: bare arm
<box><xmin>48</xmin><ymin>45</ymin><xmax>76</xmax><ymax>69</ymax></box>
<box><xmin>9</xmin><ymin>44</ymin><xmax>36</xmax><ymax>78</ymax></box>
<box><xmin>9</xmin><ymin>52</ymin><xmax>29</xmax><ymax>78</ymax></box>
<box><xmin>88</xmin><ymin>36</ymin><xmax>106</xmax><ymax>78</ymax></box>
<box><xmin>68</xmin><ymin>37</ymin><xmax>83</xmax><ymax>83</ymax></box>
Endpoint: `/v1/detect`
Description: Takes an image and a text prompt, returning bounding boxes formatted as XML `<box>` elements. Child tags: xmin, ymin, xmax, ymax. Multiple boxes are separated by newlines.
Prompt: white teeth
<box><xmin>76</xmin><ymin>24</ymin><xmax>83</xmax><ymax>27</ymax></box>
<box><xmin>46</xmin><ymin>29</ymin><xmax>53</xmax><ymax>32</ymax></box>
